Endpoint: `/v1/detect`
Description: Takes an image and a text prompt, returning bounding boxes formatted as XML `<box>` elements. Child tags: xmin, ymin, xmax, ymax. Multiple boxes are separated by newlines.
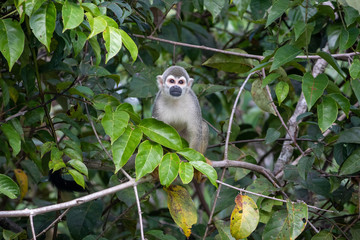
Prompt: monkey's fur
<box><xmin>152</xmin><ymin>66</ymin><xmax>209</xmax><ymax>153</ymax></box>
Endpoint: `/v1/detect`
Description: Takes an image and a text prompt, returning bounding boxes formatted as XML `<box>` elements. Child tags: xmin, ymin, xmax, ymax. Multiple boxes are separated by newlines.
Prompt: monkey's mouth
<box><xmin>170</xmin><ymin>87</ymin><xmax>182</xmax><ymax>97</ymax></box>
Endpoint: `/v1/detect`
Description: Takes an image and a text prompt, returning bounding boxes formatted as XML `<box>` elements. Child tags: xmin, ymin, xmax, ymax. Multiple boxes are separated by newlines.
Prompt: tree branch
<box><xmin>134</xmin><ymin>34</ymin><xmax>359</xmax><ymax>60</ymax></box>
<box><xmin>274</xmin><ymin>46</ymin><xmax>329</xmax><ymax>175</ymax></box>
<box><xmin>0</xmin><ymin>177</ymin><xmax>150</xmax><ymax>218</ymax></box>
<box><xmin>203</xmin><ymin>71</ymin><xmax>257</xmax><ymax>239</ymax></box>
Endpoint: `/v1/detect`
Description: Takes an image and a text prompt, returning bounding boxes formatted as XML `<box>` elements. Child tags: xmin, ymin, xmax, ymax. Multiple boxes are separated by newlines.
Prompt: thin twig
<box><xmin>211</xmin><ymin>159</ymin><xmax>280</xmax><ymax>188</ymax></box>
<box><xmin>306</xmin><ymin>220</ymin><xmax>319</xmax><ymax>233</ymax></box>
<box><xmin>203</xmin><ymin>71</ymin><xmax>257</xmax><ymax>239</ymax></box>
<box><xmin>310</xmin><ymin>210</ymin><xmax>350</xmax><ymax>240</ymax></box>
<box><xmin>29</xmin><ymin>213</ymin><xmax>36</xmax><ymax>240</ymax></box>
<box><xmin>83</xmin><ymin>95</ymin><xmax>145</xmax><ymax>239</ymax></box>
<box><xmin>264</xmin><ymin>84</ymin><xmax>304</xmax><ymax>155</ymax></box>
<box><xmin>133</xmin><ymin>185</ymin><xmax>145</xmax><ymax>240</ymax></box>
<box><xmin>134</xmin><ymin>34</ymin><xmax>360</xmax><ymax>60</ymax></box>
<box><xmin>32</xmin><ymin>208</ymin><xmax>70</xmax><ymax>240</ymax></box>
<box><xmin>97</xmin><ymin>183</ymin><xmax>160</xmax><ymax>239</ymax></box>
<box><xmin>0</xmin><ymin>177</ymin><xmax>150</xmax><ymax>217</ymax></box>
<box><xmin>275</xmin><ymin>103</ymin><xmax>358</xmax><ymax>179</ymax></box>
<box><xmin>217</xmin><ymin>180</ymin><xmax>334</xmax><ymax>213</ymax></box>
<box><xmin>208</xmin><ymin>137</ymin><xmax>316</xmax><ymax>148</ymax></box>
<box><xmin>83</xmin><ymin>102</ymin><xmax>132</xmax><ymax>181</ymax></box>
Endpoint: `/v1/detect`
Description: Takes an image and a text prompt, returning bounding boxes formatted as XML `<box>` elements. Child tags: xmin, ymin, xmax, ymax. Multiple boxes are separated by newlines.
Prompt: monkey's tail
<box><xmin>49</xmin><ymin>170</ymin><xmax>88</xmax><ymax>192</ymax></box>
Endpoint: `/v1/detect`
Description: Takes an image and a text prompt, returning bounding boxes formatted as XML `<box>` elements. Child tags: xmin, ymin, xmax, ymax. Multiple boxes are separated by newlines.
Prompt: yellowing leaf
<box><xmin>230</xmin><ymin>194</ymin><xmax>259</xmax><ymax>239</ymax></box>
<box><xmin>14</xmin><ymin>169</ymin><xmax>28</xmax><ymax>201</ymax></box>
<box><xmin>165</xmin><ymin>185</ymin><xmax>197</xmax><ymax>238</ymax></box>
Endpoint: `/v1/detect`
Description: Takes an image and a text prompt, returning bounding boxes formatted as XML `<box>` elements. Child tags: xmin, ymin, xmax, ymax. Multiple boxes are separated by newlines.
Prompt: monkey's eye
<box><xmin>169</xmin><ymin>79</ymin><xmax>175</xmax><ymax>84</ymax></box>
<box><xmin>178</xmin><ymin>80</ymin><xmax>184</xmax><ymax>84</ymax></box>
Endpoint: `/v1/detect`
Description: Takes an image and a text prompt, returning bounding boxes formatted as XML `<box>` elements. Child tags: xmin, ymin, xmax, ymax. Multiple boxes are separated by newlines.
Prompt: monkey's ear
<box><xmin>156</xmin><ymin>75</ymin><xmax>164</xmax><ymax>88</ymax></box>
<box><xmin>188</xmin><ymin>78</ymin><xmax>194</xmax><ymax>87</ymax></box>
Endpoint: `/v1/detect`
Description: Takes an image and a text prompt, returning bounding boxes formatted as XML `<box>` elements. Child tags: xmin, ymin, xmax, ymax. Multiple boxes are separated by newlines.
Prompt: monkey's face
<box><xmin>157</xmin><ymin>66</ymin><xmax>194</xmax><ymax>98</ymax></box>
<box><xmin>160</xmin><ymin>74</ymin><xmax>191</xmax><ymax>98</ymax></box>
<box><xmin>166</xmin><ymin>75</ymin><xmax>187</xmax><ymax>97</ymax></box>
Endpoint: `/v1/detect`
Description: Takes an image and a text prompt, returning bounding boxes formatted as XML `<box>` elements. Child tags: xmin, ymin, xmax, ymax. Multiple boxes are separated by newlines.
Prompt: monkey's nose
<box><xmin>170</xmin><ymin>86</ymin><xmax>182</xmax><ymax>97</ymax></box>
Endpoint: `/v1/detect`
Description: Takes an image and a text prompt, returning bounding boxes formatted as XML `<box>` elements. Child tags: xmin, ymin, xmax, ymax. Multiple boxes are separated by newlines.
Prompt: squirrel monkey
<box><xmin>152</xmin><ymin>66</ymin><xmax>209</xmax><ymax>154</ymax></box>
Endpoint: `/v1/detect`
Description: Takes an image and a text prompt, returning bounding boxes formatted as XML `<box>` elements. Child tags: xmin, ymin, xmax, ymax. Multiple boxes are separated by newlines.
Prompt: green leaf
<box><xmin>70</xmin><ymin>30</ymin><xmax>87</xmax><ymax>57</ymax></box>
<box><xmin>266</xmin><ymin>0</ymin><xmax>289</xmax><ymax>27</ymax></box>
<box><xmin>270</xmin><ymin>45</ymin><xmax>301</xmax><ymax>72</ymax></box>
<box><xmin>298</xmin><ymin>155</ymin><xmax>315</xmax><ymax>180</ymax></box>
<box><xmin>99</xmin><ymin>15</ymin><xmax>118</xmax><ymax>28</ymax></box>
<box><xmin>203</xmin><ymin>49</ymin><xmax>254</xmax><ymax>73</ymax></box>
<box><xmin>116</xmin><ymin>103</ymin><xmax>141</xmax><ymax>124</ymax></box>
<box><xmin>340</xmin><ymin>148</ymin><xmax>360</xmax><ymax>175</ymax></box>
<box><xmin>69</xmin><ymin>86</ymin><xmax>94</xmax><ymax>98</ymax></box>
<box><xmin>120</xmin><ymin>29</ymin><xmax>138</xmax><ymax>62</ymax></box>
<box><xmin>103</xmin><ymin>26</ymin><xmax>122</xmax><ymax>63</ymax></box>
<box><xmin>88</xmin><ymin>36</ymin><xmax>101</xmax><ymax>65</ymax></box>
<box><xmin>265</xmin><ymin>128</ymin><xmax>281</xmax><ymax>144</ymax></box>
<box><xmin>262</xmin><ymin>73</ymin><xmax>281</xmax><ymax>87</ymax></box>
<box><xmin>29</xmin><ymin>1</ymin><xmax>56</xmax><ymax>52</ymax></box>
<box><xmin>302</xmin><ymin>73</ymin><xmax>328</xmax><ymax>111</ymax></box>
<box><xmin>68</xmin><ymin>160</ymin><xmax>88</xmax><ymax>177</ymax></box>
<box><xmin>139</xmin><ymin>118</ymin><xmax>182</xmax><ymax>151</ymax></box>
<box><xmin>317</xmin><ymin>52</ymin><xmax>346</xmax><ymax>80</ymax></box>
<box><xmin>49</xmin><ymin>148</ymin><xmax>65</xmax><ymax>171</ymax></box>
<box><xmin>328</xmin><ymin>93</ymin><xmax>350</xmax><ymax>118</ymax></box>
<box><xmin>337</xmin><ymin>127</ymin><xmax>360</xmax><ymax>144</ymax></box>
<box><xmin>351</xmin><ymin>78</ymin><xmax>360</xmax><ymax>103</ymax></box>
<box><xmin>275</xmin><ymin>81</ymin><xmax>289</xmax><ymax>105</ymax></box>
<box><xmin>81</xmin><ymin>3</ymin><xmax>101</xmax><ymax>16</ymax></box>
<box><xmin>318</xmin><ymin>96</ymin><xmax>338</xmax><ymax>132</ymax></box>
<box><xmin>1</xmin><ymin>123</ymin><xmax>21</xmax><ymax>157</ymax></box>
<box><xmin>190</xmin><ymin>161</ymin><xmax>218</xmax><ymax>187</ymax></box>
<box><xmin>64</xmin><ymin>147</ymin><xmax>82</xmax><ymax>161</ymax></box>
<box><xmin>62</xmin><ymin>0</ymin><xmax>84</xmax><ymax>32</ymax></box>
<box><xmin>339</xmin><ymin>27</ymin><xmax>349</xmax><ymax>51</ymax></box>
<box><xmin>112</xmin><ymin>126</ymin><xmax>143</xmax><ymax>173</ymax></box>
<box><xmin>0</xmin><ymin>79</ymin><xmax>10</xmax><ymax>107</ymax></box>
<box><xmin>179</xmin><ymin>162</ymin><xmax>194</xmax><ymax>184</ymax></box>
<box><xmin>68</xmin><ymin>169</ymin><xmax>85</xmax><ymax>189</ymax></box>
<box><xmin>135</xmin><ymin>140</ymin><xmax>163</xmax><ymax>180</ymax></box>
<box><xmin>159</xmin><ymin>153</ymin><xmax>180</xmax><ymax>187</ymax></box>
<box><xmin>0</xmin><ymin>19</ymin><xmax>25</xmax><ymax>71</ymax></box>
<box><xmin>67</xmin><ymin>201</ymin><xmax>103</xmax><ymax>239</ymax></box>
<box><xmin>349</xmin><ymin>59</ymin><xmax>360</xmax><ymax>79</ymax></box>
<box><xmin>86</xmin><ymin>13</ymin><xmax>107</xmax><ymax>39</ymax></box>
<box><xmin>263</xmin><ymin>210</ymin><xmax>290</xmax><ymax>240</ymax></box>
<box><xmin>93</xmin><ymin>94</ymin><xmax>120</xmax><ymax>110</ymax></box>
<box><xmin>40</xmin><ymin>141</ymin><xmax>55</xmax><ymax>158</ymax></box>
<box><xmin>101</xmin><ymin>105</ymin><xmax>130</xmax><ymax>144</ymax></box>
<box><xmin>251</xmin><ymin>79</ymin><xmax>277</xmax><ymax>115</ymax></box>
<box><xmin>0</xmin><ymin>174</ymin><xmax>20</xmax><ymax>199</ymax></box>
<box><xmin>345</xmin><ymin>0</ymin><xmax>360</xmax><ymax>14</ymax></box>
<box><xmin>286</xmin><ymin>201</ymin><xmax>308</xmax><ymax>239</ymax></box>
<box><xmin>294</xmin><ymin>21</ymin><xmax>306</xmax><ymax>41</ymax></box>
<box><xmin>204</xmin><ymin>0</ymin><xmax>226</xmax><ymax>20</ymax></box>
<box><xmin>311</xmin><ymin>230</ymin><xmax>333</xmax><ymax>240</ymax></box>
<box><xmin>345</xmin><ymin>27</ymin><xmax>359</xmax><ymax>49</ymax></box>
<box><xmin>25</xmin><ymin>0</ymin><xmax>46</xmax><ymax>17</ymax></box>
<box><xmin>177</xmin><ymin>148</ymin><xmax>206</xmax><ymax>162</ymax></box>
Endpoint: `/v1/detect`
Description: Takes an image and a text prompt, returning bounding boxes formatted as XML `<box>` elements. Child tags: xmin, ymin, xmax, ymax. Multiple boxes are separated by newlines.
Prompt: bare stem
<box><xmin>203</xmin><ymin>71</ymin><xmax>257</xmax><ymax>239</ymax></box>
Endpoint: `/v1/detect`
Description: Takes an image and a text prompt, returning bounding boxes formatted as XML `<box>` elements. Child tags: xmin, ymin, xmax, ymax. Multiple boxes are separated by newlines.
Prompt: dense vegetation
<box><xmin>1</xmin><ymin>0</ymin><xmax>360</xmax><ymax>239</ymax></box>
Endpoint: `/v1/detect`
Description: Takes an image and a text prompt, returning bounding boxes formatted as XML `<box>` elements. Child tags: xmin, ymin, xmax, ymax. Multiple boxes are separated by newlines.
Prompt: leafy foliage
<box><xmin>1</xmin><ymin>0</ymin><xmax>360</xmax><ymax>239</ymax></box>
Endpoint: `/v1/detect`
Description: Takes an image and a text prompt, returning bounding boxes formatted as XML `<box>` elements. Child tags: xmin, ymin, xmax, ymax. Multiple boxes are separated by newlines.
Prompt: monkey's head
<box><xmin>157</xmin><ymin>66</ymin><xmax>194</xmax><ymax>98</ymax></box>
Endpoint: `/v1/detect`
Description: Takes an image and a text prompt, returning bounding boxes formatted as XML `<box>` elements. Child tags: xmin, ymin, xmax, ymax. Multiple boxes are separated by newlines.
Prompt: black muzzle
<box><xmin>170</xmin><ymin>86</ymin><xmax>182</xmax><ymax>97</ymax></box>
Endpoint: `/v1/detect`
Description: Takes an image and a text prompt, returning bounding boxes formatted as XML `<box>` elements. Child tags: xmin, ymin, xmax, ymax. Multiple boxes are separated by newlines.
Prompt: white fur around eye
<box><xmin>178</xmin><ymin>76</ymin><xmax>186</xmax><ymax>85</ymax></box>
<box><xmin>166</xmin><ymin>75</ymin><xmax>175</xmax><ymax>84</ymax></box>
